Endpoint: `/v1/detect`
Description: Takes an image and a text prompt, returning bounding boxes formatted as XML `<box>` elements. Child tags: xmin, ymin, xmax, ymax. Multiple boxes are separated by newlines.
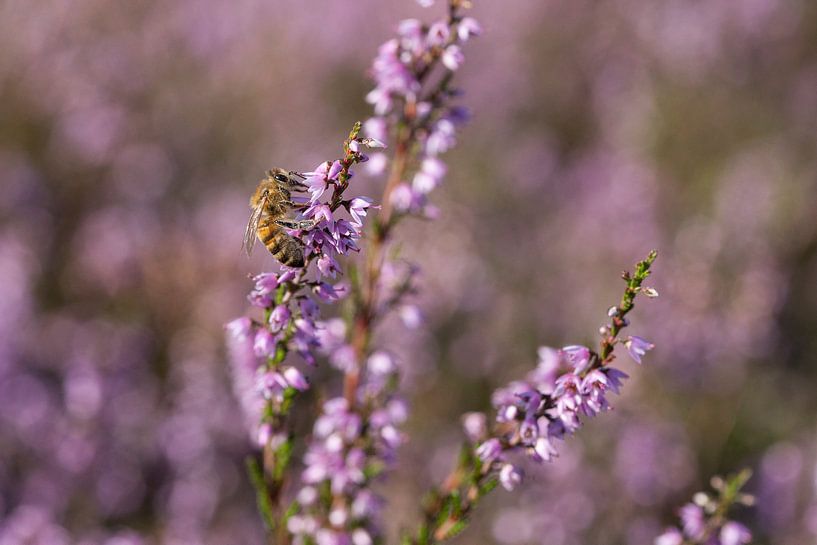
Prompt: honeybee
<box><xmin>242</xmin><ymin>168</ymin><xmax>315</xmax><ymax>267</ymax></box>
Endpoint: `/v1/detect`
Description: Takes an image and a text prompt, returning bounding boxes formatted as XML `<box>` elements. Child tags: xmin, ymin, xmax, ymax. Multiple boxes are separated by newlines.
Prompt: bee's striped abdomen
<box><xmin>257</xmin><ymin>217</ymin><xmax>305</xmax><ymax>268</ymax></box>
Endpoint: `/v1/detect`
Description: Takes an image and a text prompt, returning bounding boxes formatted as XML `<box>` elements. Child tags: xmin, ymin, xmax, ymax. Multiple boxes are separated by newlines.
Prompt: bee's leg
<box><xmin>272</xmin><ymin>173</ymin><xmax>307</xmax><ymax>191</ymax></box>
<box><xmin>280</xmin><ymin>199</ymin><xmax>307</xmax><ymax>208</ymax></box>
<box><xmin>275</xmin><ymin>218</ymin><xmax>318</xmax><ymax>230</ymax></box>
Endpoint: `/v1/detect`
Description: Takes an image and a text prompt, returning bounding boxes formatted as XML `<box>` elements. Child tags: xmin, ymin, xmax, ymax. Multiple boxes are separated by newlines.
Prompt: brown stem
<box><xmin>344</xmin><ymin>126</ymin><xmax>412</xmax><ymax>406</ymax></box>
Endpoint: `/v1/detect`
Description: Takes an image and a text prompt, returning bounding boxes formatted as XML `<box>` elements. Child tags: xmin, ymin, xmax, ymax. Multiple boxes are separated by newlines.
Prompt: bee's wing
<box><xmin>242</xmin><ymin>201</ymin><xmax>265</xmax><ymax>256</ymax></box>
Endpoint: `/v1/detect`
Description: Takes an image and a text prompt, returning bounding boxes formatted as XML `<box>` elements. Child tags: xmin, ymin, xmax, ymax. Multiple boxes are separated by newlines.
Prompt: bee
<box><xmin>242</xmin><ymin>168</ymin><xmax>316</xmax><ymax>267</ymax></box>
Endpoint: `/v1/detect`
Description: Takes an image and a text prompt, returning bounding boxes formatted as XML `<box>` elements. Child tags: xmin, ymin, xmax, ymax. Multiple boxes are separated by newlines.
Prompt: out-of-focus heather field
<box><xmin>1</xmin><ymin>1</ymin><xmax>816</xmax><ymax>544</ymax></box>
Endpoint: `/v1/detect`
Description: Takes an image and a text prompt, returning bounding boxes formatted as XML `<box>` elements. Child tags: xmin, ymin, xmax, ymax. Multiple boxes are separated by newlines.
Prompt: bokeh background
<box><xmin>2</xmin><ymin>1</ymin><xmax>816</xmax><ymax>544</ymax></box>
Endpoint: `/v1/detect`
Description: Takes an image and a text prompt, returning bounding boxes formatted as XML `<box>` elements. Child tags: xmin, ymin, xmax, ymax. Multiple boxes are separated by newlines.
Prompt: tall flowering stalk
<box><xmin>281</xmin><ymin>2</ymin><xmax>482</xmax><ymax>543</ymax></box>
<box><xmin>227</xmin><ymin>1</ymin><xmax>480</xmax><ymax>543</ymax></box>
<box><xmin>226</xmin><ymin>123</ymin><xmax>381</xmax><ymax>536</ymax></box>
<box><xmin>404</xmin><ymin>252</ymin><xmax>658</xmax><ymax>544</ymax></box>
<box><xmin>655</xmin><ymin>470</ymin><xmax>754</xmax><ymax>545</ymax></box>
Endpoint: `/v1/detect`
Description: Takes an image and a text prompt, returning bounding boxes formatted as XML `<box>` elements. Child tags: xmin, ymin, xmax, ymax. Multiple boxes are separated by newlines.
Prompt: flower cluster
<box><xmin>656</xmin><ymin>471</ymin><xmax>754</xmax><ymax>545</ymax></box>
<box><xmin>287</xmin><ymin>358</ymin><xmax>406</xmax><ymax>545</ymax></box>
<box><xmin>473</xmin><ymin>340</ymin><xmax>646</xmax><ymax>491</ymax></box>
<box><xmin>364</xmin><ymin>1</ymin><xmax>480</xmax><ymax>219</ymax></box>
<box><xmin>401</xmin><ymin>253</ymin><xmax>658</xmax><ymax>545</ymax></box>
<box><xmin>464</xmin><ymin>253</ymin><xmax>658</xmax><ymax>493</ymax></box>
<box><xmin>281</xmin><ymin>4</ymin><xmax>482</xmax><ymax>542</ymax></box>
<box><xmin>225</xmin><ymin>124</ymin><xmax>381</xmax><ymax>445</ymax></box>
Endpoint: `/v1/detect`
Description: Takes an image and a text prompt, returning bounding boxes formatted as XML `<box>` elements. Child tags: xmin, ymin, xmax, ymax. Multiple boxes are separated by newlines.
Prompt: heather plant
<box><xmin>7</xmin><ymin>0</ymin><xmax>817</xmax><ymax>544</ymax></box>
<box><xmin>222</xmin><ymin>2</ymin><xmax>714</xmax><ymax>544</ymax></box>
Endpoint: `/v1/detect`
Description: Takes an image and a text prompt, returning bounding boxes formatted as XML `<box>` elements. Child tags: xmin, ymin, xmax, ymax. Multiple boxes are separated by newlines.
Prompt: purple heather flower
<box><xmin>476</xmin><ymin>438</ymin><xmax>503</xmax><ymax>464</ymax></box>
<box><xmin>269</xmin><ymin>304</ymin><xmax>291</xmax><ymax>332</ymax></box>
<box><xmin>457</xmin><ymin>17</ymin><xmax>482</xmax><ymax>41</ymax></box>
<box><xmin>720</xmin><ymin>521</ymin><xmax>752</xmax><ymax>545</ymax></box>
<box><xmin>412</xmin><ymin>170</ymin><xmax>439</xmax><ymax>195</ymax></box>
<box><xmin>306</xmin><ymin>203</ymin><xmax>334</xmax><ymax>225</ymax></box>
<box><xmin>329</xmin><ymin>345</ymin><xmax>357</xmax><ymax>372</ymax></box>
<box><xmin>561</xmin><ymin>345</ymin><xmax>592</xmax><ymax>374</ymax></box>
<box><xmin>283</xmin><ymin>366</ymin><xmax>309</xmax><ymax>391</ymax></box>
<box><xmin>317</xmin><ymin>254</ymin><xmax>341</xmax><ymax>278</ymax></box>
<box><xmin>303</xmin><ymin>161</ymin><xmax>331</xmax><ymax>202</ymax></box>
<box><xmin>352</xmin><ymin>529</ymin><xmax>373</xmax><ymax>545</ymax></box>
<box><xmin>226</xmin><ymin>317</ymin><xmax>252</xmax><ymax>340</ymax></box>
<box><xmin>389</xmin><ymin>183</ymin><xmax>417</xmax><ymax>213</ymax></box>
<box><xmin>314</xmin><ymin>282</ymin><xmax>344</xmax><ymax>302</ymax></box>
<box><xmin>604</xmin><ymin>367</ymin><xmax>629</xmax><ymax>394</ymax></box>
<box><xmin>254</xmin><ymin>272</ymin><xmax>279</xmax><ymax>293</ymax></box>
<box><xmin>624</xmin><ymin>335</ymin><xmax>655</xmax><ymax>364</ymax></box>
<box><xmin>441</xmin><ymin>45</ymin><xmax>464</xmax><ymax>71</ymax></box>
<box><xmin>327</xmin><ymin>160</ymin><xmax>343</xmax><ymax>180</ymax></box>
<box><xmin>426</xmin><ymin>21</ymin><xmax>450</xmax><ymax>47</ymax></box>
<box><xmin>257</xmin><ymin>423</ymin><xmax>272</xmax><ymax>447</ymax></box>
<box><xmin>398</xmin><ymin>304</ymin><xmax>423</xmax><ymax>329</ymax></box>
<box><xmin>426</xmin><ymin>118</ymin><xmax>457</xmax><ymax>155</ymax></box>
<box><xmin>679</xmin><ymin>503</ymin><xmax>706</xmax><ymax>540</ymax></box>
<box><xmin>368</xmin><ymin>351</ymin><xmax>396</xmax><ymax>375</ymax></box>
<box><xmin>253</xmin><ymin>328</ymin><xmax>276</xmax><ymax>358</ymax></box>
<box><xmin>499</xmin><ymin>463</ymin><xmax>524</xmax><ymax>491</ymax></box>
<box><xmin>462</xmin><ymin>412</ymin><xmax>487</xmax><ymax>442</ymax></box>
<box><xmin>348</xmin><ymin>197</ymin><xmax>374</xmax><ymax>226</ymax></box>
<box><xmin>365</xmin><ymin>152</ymin><xmax>388</xmax><ymax>176</ymax></box>
<box><xmin>532</xmin><ymin>436</ymin><xmax>558</xmax><ymax>462</ymax></box>
<box><xmin>654</xmin><ymin>528</ymin><xmax>684</xmax><ymax>545</ymax></box>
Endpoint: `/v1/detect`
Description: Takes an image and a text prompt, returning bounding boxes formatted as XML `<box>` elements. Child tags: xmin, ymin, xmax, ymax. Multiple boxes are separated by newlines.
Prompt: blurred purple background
<box><xmin>1</xmin><ymin>1</ymin><xmax>816</xmax><ymax>544</ymax></box>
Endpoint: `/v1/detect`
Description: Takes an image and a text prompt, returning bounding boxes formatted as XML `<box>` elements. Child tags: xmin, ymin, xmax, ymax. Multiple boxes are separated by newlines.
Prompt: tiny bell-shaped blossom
<box><xmin>499</xmin><ymin>463</ymin><xmax>524</xmax><ymax>491</ymax></box>
<box><xmin>352</xmin><ymin>529</ymin><xmax>373</xmax><ymax>545</ymax></box>
<box><xmin>327</xmin><ymin>160</ymin><xmax>343</xmax><ymax>181</ymax></box>
<box><xmin>398</xmin><ymin>305</ymin><xmax>423</xmax><ymax>329</ymax></box>
<box><xmin>348</xmin><ymin>197</ymin><xmax>374</xmax><ymax>227</ymax></box>
<box><xmin>389</xmin><ymin>183</ymin><xmax>417</xmax><ymax>213</ymax></box>
<box><xmin>720</xmin><ymin>522</ymin><xmax>752</xmax><ymax>545</ymax></box>
<box><xmin>269</xmin><ymin>304</ymin><xmax>291</xmax><ymax>332</ymax></box>
<box><xmin>226</xmin><ymin>317</ymin><xmax>252</xmax><ymax>340</ymax></box>
<box><xmin>253</xmin><ymin>328</ymin><xmax>276</xmax><ymax>358</ymax></box>
<box><xmin>561</xmin><ymin>345</ymin><xmax>592</xmax><ymax>374</ymax></box>
<box><xmin>442</xmin><ymin>45</ymin><xmax>464</xmax><ymax>71</ymax></box>
<box><xmin>533</xmin><ymin>436</ymin><xmax>558</xmax><ymax>462</ymax></box>
<box><xmin>457</xmin><ymin>17</ymin><xmax>482</xmax><ymax>41</ymax></box>
<box><xmin>476</xmin><ymin>438</ymin><xmax>502</xmax><ymax>464</ymax></box>
<box><xmin>462</xmin><ymin>412</ymin><xmax>487</xmax><ymax>443</ymax></box>
<box><xmin>624</xmin><ymin>335</ymin><xmax>654</xmax><ymax>364</ymax></box>
<box><xmin>365</xmin><ymin>153</ymin><xmax>388</xmax><ymax>176</ymax></box>
<box><xmin>317</xmin><ymin>254</ymin><xmax>341</xmax><ymax>278</ymax></box>
<box><xmin>654</xmin><ymin>528</ymin><xmax>683</xmax><ymax>545</ymax></box>
<box><xmin>283</xmin><ymin>366</ymin><xmax>309</xmax><ymax>391</ymax></box>
<box><xmin>368</xmin><ymin>351</ymin><xmax>396</xmax><ymax>375</ymax></box>
<box><xmin>679</xmin><ymin>503</ymin><xmax>706</xmax><ymax>541</ymax></box>
<box><xmin>303</xmin><ymin>162</ymin><xmax>331</xmax><ymax>202</ymax></box>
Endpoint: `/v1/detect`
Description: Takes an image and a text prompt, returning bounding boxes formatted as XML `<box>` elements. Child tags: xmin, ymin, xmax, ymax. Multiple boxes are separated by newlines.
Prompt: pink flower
<box><xmin>499</xmin><ymin>463</ymin><xmax>523</xmax><ymax>491</ymax></box>
<box><xmin>720</xmin><ymin>522</ymin><xmax>752</xmax><ymax>545</ymax></box>
<box><xmin>624</xmin><ymin>335</ymin><xmax>654</xmax><ymax>364</ymax></box>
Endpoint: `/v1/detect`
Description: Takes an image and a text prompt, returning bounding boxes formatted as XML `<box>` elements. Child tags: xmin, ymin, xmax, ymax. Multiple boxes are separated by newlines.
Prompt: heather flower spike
<box><xmin>403</xmin><ymin>252</ymin><xmax>658</xmax><ymax>544</ymax></box>
<box><xmin>655</xmin><ymin>469</ymin><xmax>754</xmax><ymax>545</ymax></box>
<box><xmin>227</xmin><ymin>1</ymin><xmax>482</xmax><ymax>542</ymax></box>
